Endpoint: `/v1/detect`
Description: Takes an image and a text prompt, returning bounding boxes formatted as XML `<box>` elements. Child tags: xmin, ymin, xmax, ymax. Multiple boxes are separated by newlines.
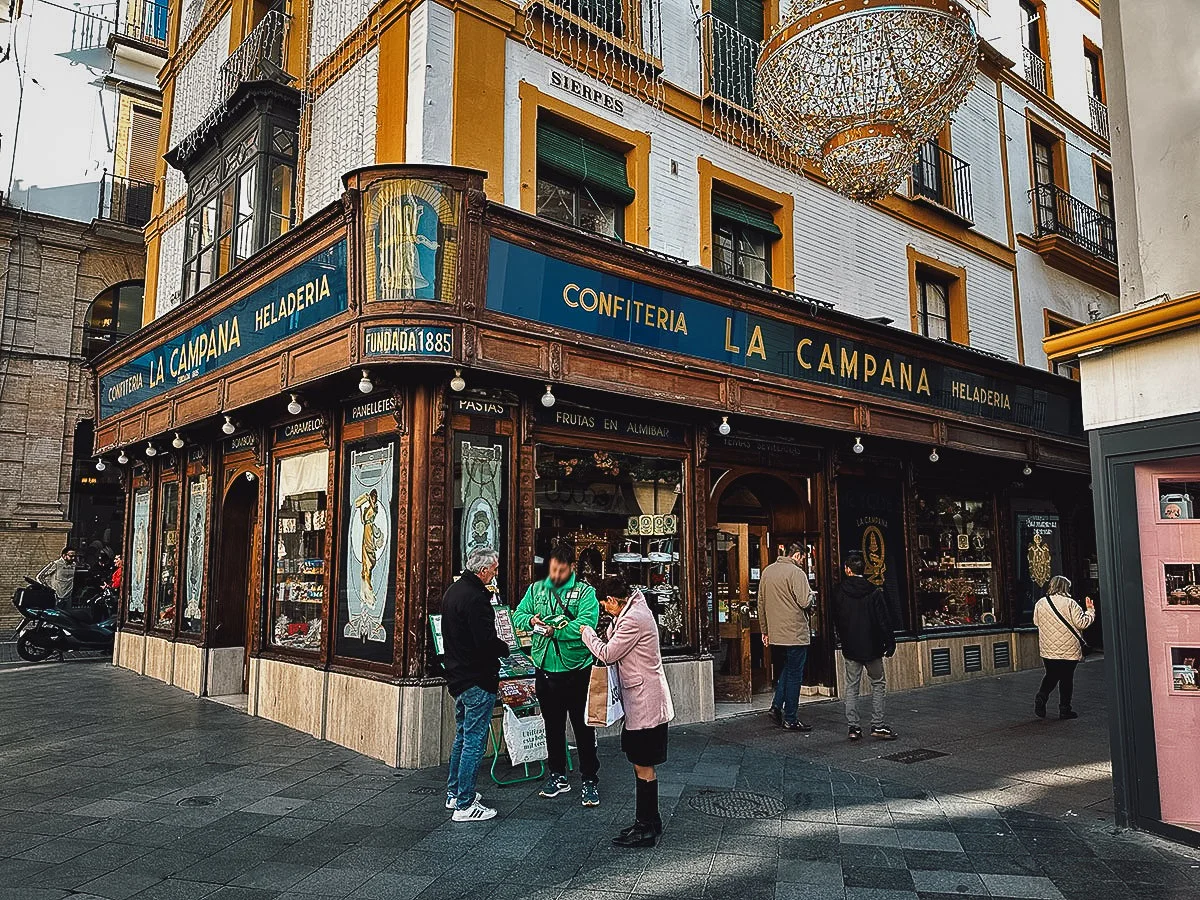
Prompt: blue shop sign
<box><xmin>362</xmin><ymin>325</ymin><xmax>454</xmax><ymax>357</ymax></box>
<box><xmin>99</xmin><ymin>240</ymin><xmax>349</xmax><ymax>420</ymax></box>
<box><xmin>484</xmin><ymin>238</ymin><xmax>1081</xmax><ymax>437</ymax></box>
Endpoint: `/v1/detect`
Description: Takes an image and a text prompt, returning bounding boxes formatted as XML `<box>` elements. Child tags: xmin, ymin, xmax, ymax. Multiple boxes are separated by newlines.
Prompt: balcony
<box><xmin>699</xmin><ymin>13</ymin><xmax>759</xmax><ymax>113</ymax></box>
<box><xmin>1089</xmin><ymin>95</ymin><xmax>1109</xmax><ymax>141</ymax></box>
<box><xmin>98</xmin><ymin>172</ymin><xmax>153</xmax><ymax>228</ymax></box>
<box><xmin>1022</xmin><ymin>47</ymin><xmax>1048</xmax><ymax>95</ymax></box>
<box><xmin>910</xmin><ymin>140</ymin><xmax>974</xmax><ymax>224</ymax></box>
<box><xmin>67</xmin><ymin>0</ymin><xmax>168</xmax><ymax>55</ymax></box>
<box><xmin>1025</xmin><ymin>183</ymin><xmax>1117</xmax><ymax>292</ymax></box>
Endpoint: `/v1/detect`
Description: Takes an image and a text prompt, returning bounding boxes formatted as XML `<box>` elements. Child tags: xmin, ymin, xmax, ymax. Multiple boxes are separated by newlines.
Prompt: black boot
<box><xmin>1034</xmin><ymin>694</ymin><xmax>1047</xmax><ymax>718</ymax></box>
<box><xmin>613</xmin><ymin>777</ymin><xmax>661</xmax><ymax>845</ymax></box>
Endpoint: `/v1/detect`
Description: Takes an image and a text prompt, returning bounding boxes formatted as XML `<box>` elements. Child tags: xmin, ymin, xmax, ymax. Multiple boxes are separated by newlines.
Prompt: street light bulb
<box><xmin>718</xmin><ymin>416</ymin><xmax>731</xmax><ymax>436</ymax></box>
<box><xmin>221</xmin><ymin>415</ymin><xmax>236</xmax><ymax>435</ymax></box>
<box><xmin>117</xmin><ymin>449</ymin><xmax>128</xmax><ymax>465</ymax></box>
<box><xmin>929</xmin><ymin>448</ymin><xmax>939</xmax><ymax>463</ymax></box>
<box><xmin>1023</xmin><ymin>464</ymin><xmax>1033</xmax><ymax>476</ymax></box>
<box><xmin>541</xmin><ymin>384</ymin><xmax>556</xmax><ymax>408</ymax></box>
<box><xmin>145</xmin><ymin>442</ymin><xmax>157</xmax><ymax>457</ymax></box>
<box><xmin>95</xmin><ymin>458</ymin><xmax>106</xmax><ymax>472</ymax></box>
<box><xmin>287</xmin><ymin>393</ymin><xmax>302</xmax><ymax>415</ymax></box>
<box><xmin>450</xmin><ymin>369</ymin><xmax>466</xmax><ymax>392</ymax></box>
<box><xmin>358</xmin><ymin>369</ymin><xmax>373</xmax><ymax>394</ymax></box>
<box><xmin>172</xmin><ymin>432</ymin><xmax>185</xmax><ymax>449</ymax></box>
<box><xmin>853</xmin><ymin>436</ymin><xmax>864</xmax><ymax>454</ymax></box>
<box><xmin>245</xmin><ymin>471</ymin><xmax>256</xmax><ymax>482</ymax></box>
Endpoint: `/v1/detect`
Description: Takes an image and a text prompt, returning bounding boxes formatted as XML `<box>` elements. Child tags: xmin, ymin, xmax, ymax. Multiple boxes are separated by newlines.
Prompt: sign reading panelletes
<box><xmin>485</xmin><ymin>238</ymin><xmax>1082</xmax><ymax>437</ymax></box>
<box><xmin>98</xmin><ymin>240</ymin><xmax>350</xmax><ymax>419</ymax></box>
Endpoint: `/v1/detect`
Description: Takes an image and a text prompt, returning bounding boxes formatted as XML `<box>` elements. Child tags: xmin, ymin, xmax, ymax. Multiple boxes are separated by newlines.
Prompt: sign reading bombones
<box><xmin>100</xmin><ymin>241</ymin><xmax>349</xmax><ymax>419</ymax></box>
<box><xmin>485</xmin><ymin>239</ymin><xmax>1081</xmax><ymax>436</ymax></box>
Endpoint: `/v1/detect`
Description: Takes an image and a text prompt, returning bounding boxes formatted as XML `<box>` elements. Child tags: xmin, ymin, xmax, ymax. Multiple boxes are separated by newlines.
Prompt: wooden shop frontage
<box><xmin>92</xmin><ymin>165</ymin><xmax>1095</xmax><ymax>768</ymax></box>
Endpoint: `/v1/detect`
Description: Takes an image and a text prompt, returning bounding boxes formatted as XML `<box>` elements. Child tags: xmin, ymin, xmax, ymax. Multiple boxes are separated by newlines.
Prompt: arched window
<box><xmin>83</xmin><ymin>281</ymin><xmax>144</xmax><ymax>360</ymax></box>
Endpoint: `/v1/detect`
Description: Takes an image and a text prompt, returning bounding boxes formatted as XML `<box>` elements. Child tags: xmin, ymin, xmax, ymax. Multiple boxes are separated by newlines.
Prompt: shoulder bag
<box><xmin>1045</xmin><ymin>596</ymin><xmax>1093</xmax><ymax>657</ymax></box>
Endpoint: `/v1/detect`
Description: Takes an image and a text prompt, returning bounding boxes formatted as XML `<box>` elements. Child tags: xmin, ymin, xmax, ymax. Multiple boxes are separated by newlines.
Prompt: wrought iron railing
<box><xmin>699</xmin><ymin>13</ymin><xmax>760</xmax><ymax>112</ymax></box>
<box><xmin>1029</xmin><ymin>183</ymin><xmax>1117</xmax><ymax>264</ymax></box>
<box><xmin>1089</xmin><ymin>94</ymin><xmax>1109</xmax><ymax>140</ymax></box>
<box><xmin>1023</xmin><ymin>47</ymin><xmax>1048</xmax><ymax>95</ymax></box>
<box><xmin>69</xmin><ymin>0</ymin><xmax>168</xmax><ymax>53</ymax></box>
<box><xmin>910</xmin><ymin>140</ymin><xmax>974</xmax><ymax>223</ymax></box>
<box><xmin>525</xmin><ymin>0</ymin><xmax>662</xmax><ymax>60</ymax></box>
<box><xmin>98</xmin><ymin>172</ymin><xmax>154</xmax><ymax>228</ymax></box>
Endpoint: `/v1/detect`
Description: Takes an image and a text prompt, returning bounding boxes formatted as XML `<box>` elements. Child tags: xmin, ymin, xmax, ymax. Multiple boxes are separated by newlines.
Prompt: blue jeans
<box><xmin>771</xmin><ymin>645</ymin><xmax>808</xmax><ymax>725</ymax></box>
<box><xmin>446</xmin><ymin>686</ymin><xmax>496</xmax><ymax>809</ymax></box>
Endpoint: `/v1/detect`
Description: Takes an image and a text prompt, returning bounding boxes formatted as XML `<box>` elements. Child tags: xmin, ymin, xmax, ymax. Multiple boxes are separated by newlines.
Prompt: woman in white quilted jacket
<box><xmin>1033</xmin><ymin>576</ymin><xmax>1096</xmax><ymax>720</ymax></box>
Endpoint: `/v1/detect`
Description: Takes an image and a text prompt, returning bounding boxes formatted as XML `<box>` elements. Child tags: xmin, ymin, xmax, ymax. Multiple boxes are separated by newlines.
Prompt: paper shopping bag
<box><xmin>502</xmin><ymin>706</ymin><xmax>547</xmax><ymax>765</ymax></box>
<box><xmin>586</xmin><ymin>664</ymin><xmax>625</xmax><ymax>727</ymax></box>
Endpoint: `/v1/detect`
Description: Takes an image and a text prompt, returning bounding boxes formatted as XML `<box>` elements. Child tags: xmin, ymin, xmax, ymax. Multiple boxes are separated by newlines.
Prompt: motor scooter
<box><xmin>11</xmin><ymin>578</ymin><xmax>116</xmax><ymax>663</ymax></box>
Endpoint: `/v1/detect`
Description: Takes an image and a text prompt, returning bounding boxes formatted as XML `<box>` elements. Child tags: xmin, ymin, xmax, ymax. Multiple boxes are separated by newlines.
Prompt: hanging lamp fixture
<box><xmin>755</xmin><ymin>0</ymin><xmax>979</xmax><ymax>201</ymax></box>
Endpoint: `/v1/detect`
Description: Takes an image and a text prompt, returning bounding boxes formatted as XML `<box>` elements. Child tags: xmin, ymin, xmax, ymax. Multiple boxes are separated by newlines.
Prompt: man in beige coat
<box><xmin>759</xmin><ymin>542</ymin><xmax>814</xmax><ymax>731</ymax></box>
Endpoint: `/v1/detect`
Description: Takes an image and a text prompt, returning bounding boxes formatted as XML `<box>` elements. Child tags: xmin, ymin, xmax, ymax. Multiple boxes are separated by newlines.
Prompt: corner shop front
<box><xmin>93</xmin><ymin>165</ymin><xmax>1094</xmax><ymax>767</ymax></box>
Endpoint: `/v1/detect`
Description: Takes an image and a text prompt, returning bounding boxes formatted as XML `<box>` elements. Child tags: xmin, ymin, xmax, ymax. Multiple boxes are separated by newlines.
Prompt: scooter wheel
<box><xmin>16</xmin><ymin>632</ymin><xmax>54</xmax><ymax>663</ymax></box>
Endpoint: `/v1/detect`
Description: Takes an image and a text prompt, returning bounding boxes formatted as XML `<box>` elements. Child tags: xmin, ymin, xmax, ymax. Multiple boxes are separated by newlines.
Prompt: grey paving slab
<box><xmin>980</xmin><ymin>873</ymin><xmax>1066</xmax><ymax>899</ymax></box>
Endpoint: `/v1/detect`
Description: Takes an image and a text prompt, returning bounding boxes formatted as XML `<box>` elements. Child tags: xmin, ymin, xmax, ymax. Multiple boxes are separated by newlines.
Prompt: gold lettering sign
<box><xmin>365</xmin><ymin>179</ymin><xmax>459</xmax><ymax>304</ymax></box>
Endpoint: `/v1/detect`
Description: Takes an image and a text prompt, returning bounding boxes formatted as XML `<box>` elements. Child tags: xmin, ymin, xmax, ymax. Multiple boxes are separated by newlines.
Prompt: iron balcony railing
<box><xmin>525</xmin><ymin>0</ymin><xmax>662</xmax><ymax>59</ymax></box>
<box><xmin>98</xmin><ymin>172</ymin><xmax>153</xmax><ymax>228</ymax></box>
<box><xmin>1030</xmin><ymin>182</ymin><xmax>1117</xmax><ymax>264</ymax></box>
<box><xmin>911</xmin><ymin>140</ymin><xmax>974</xmax><ymax>223</ymax></box>
<box><xmin>1089</xmin><ymin>95</ymin><xmax>1110</xmax><ymax>140</ymax></box>
<box><xmin>1023</xmin><ymin>46</ymin><xmax>1048</xmax><ymax>95</ymax></box>
<box><xmin>69</xmin><ymin>0</ymin><xmax>168</xmax><ymax>53</ymax></box>
<box><xmin>699</xmin><ymin>13</ymin><xmax>760</xmax><ymax>112</ymax></box>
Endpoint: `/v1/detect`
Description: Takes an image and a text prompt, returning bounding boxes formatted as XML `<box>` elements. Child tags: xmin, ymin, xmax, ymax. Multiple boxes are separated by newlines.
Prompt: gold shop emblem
<box><xmin>1027</xmin><ymin>532</ymin><xmax>1052</xmax><ymax>588</ymax></box>
<box><xmin>862</xmin><ymin>525</ymin><xmax>886</xmax><ymax>587</ymax></box>
<box><xmin>365</xmin><ymin>178</ymin><xmax>460</xmax><ymax>303</ymax></box>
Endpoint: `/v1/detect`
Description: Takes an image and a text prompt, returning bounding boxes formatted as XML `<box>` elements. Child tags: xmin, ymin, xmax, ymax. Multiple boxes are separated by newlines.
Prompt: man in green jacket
<box><xmin>513</xmin><ymin>543</ymin><xmax>601</xmax><ymax>806</ymax></box>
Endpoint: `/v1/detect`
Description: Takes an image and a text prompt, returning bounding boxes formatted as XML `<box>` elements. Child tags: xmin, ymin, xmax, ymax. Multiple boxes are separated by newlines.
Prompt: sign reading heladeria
<box><xmin>484</xmin><ymin>238</ymin><xmax>1081</xmax><ymax>436</ymax></box>
<box><xmin>99</xmin><ymin>240</ymin><xmax>350</xmax><ymax>419</ymax></box>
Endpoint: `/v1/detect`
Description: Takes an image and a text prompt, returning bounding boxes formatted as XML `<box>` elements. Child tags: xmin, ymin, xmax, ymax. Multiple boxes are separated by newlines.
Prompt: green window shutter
<box><xmin>713</xmin><ymin>0</ymin><xmax>764</xmax><ymax>41</ymax></box>
<box><xmin>712</xmin><ymin>194</ymin><xmax>782</xmax><ymax>239</ymax></box>
<box><xmin>537</xmin><ymin>121</ymin><xmax>635</xmax><ymax>205</ymax></box>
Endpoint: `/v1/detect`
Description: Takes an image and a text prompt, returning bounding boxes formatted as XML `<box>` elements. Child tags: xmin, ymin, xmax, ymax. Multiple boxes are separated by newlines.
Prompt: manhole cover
<box><xmin>177</xmin><ymin>796</ymin><xmax>220</xmax><ymax>808</ymax></box>
<box><xmin>688</xmin><ymin>790</ymin><xmax>784</xmax><ymax>819</ymax></box>
<box><xmin>881</xmin><ymin>748</ymin><xmax>949</xmax><ymax>765</ymax></box>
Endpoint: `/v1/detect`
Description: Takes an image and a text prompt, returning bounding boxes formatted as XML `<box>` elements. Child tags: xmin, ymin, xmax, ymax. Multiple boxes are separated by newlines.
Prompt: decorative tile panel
<box><xmin>308</xmin><ymin>0</ymin><xmax>374</xmax><ymax>72</ymax></box>
<box><xmin>303</xmin><ymin>47</ymin><xmax>378</xmax><ymax>217</ymax></box>
<box><xmin>170</xmin><ymin>13</ymin><xmax>231</xmax><ymax>157</ymax></box>
<box><xmin>155</xmin><ymin>218</ymin><xmax>186</xmax><ymax>319</ymax></box>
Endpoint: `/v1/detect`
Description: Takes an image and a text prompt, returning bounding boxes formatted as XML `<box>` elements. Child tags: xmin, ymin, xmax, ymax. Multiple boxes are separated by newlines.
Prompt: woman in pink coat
<box><xmin>580</xmin><ymin>576</ymin><xmax>674</xmax><ymax>848</ymax></box>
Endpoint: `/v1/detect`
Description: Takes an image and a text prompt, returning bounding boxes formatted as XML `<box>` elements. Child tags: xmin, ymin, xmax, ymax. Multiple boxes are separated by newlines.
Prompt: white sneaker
<box><xmin>451</xmin><ymin>800</ymin><xmax>497</xmax><ymax>822</ymax></box>
<box><xmin>445</xmin><ymin>791</ymin><xmax>481</xmax><ymax>810</ymax></box>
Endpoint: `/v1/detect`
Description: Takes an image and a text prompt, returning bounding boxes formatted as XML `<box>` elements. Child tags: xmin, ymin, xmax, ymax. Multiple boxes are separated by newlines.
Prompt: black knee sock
<box><xmin>635</xmin><ymin>777</ymin><xmax>660</xmax><ymax>829</ymax></box>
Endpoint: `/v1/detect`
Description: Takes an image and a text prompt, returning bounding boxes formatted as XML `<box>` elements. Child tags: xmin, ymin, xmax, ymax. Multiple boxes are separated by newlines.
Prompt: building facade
<box><xmin>1046</xmin><ymin>0</ymin><xmax>1200</xmax><ymax>846</ymax></box>
<box><xmin>95</xmin><ymin>0</ymin><xmax>1118</xmax><ymax>765</ymax></box>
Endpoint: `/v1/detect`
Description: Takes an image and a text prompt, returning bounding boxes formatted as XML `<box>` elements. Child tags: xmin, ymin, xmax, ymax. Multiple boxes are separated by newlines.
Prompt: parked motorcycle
<box><xmin>11</xmin><ymin>578</ymin><xmax>116</xmax><ymax>663</ymax></box>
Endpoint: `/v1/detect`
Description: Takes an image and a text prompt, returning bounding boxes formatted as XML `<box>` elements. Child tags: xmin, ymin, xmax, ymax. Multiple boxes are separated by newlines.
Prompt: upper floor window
<box><xmin>711</xmin><ymin>193</ymin><xmax>778</xmax><ymax>285</ymax></box>
<box><xmin>83</xmin><ymin>282</ymin><xmax>145</xmax><ymax>359</ymax></box>
<box><xmin>1020</xmin><ymin>1</ymin><xmax>1043</xmax><ymax>56</ymax></box>
<box><xmin>180</xmin><ymin>113</ymin><xmax>297</xmax><ymax>302</ymax></box>
<box><xmin>1084</xmin><ymin>46</ymin><xmax>1104</xmax><ymax>101</ymax></box>
<box><xmin>909</xmin><ymin>250</ymin><xmax>968</xmax><ymax>345</ymax></box>
<box><xmin>1096</xmin><ymin>167</ymin><xmax>1114</xmax><ymax>221</ymax></box>
<box><xmin>916</xmin><ymin>274</ymin><xmax>951</xmax><ymax>341</ymax></box>
<box><xmin>563</xmin><ymin>0</ymin><xmax>624</xmax><ymax>38</ymax></box>
<box><xmin>1045</xmin><ymin>311</ymin><xmax>1082</xmax><ymax>380</ymax></box>
<box><xmin>1020</xmin><ymin>0</ymin><xmax>1049</xmax><ymax>94</ymax></box>
<box><xmin>535</xmin><ymin>119</ymin><xmax>632</xmax><ymax>239</ymax></box>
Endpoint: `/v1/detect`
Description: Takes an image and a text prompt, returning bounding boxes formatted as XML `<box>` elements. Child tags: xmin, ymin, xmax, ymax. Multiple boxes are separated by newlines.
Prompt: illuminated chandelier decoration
<box><xmin>755</xmin><ymin>0</ymin><xmax>979</xmax><ymax>201</ymax></box>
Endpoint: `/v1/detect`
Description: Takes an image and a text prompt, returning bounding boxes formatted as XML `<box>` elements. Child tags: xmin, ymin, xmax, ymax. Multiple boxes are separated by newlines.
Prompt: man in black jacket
<box><xmin>832</xmin><ymin>552</ymin><xmax>898</xmax><ymax>742</ymax></box>
<box><xmin>442</xmin><ymin>546</ymin><xmax>509</xmax><ymax>822</ymax></box>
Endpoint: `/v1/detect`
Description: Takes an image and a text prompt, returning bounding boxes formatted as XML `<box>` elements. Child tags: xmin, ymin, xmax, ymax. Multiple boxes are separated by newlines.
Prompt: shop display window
<box><xmin>535</xmin><ymin>445</ymin><xmax>687</xmax><ymax>650</ymax></box>
<box><xmin>1170</xmin><ymin>647</ymin><xmax>1200</xmax><ymax>692</ymax></box>
<box><xmin>914</xmin><ymin>494</ymin><xmax>998</xmax><ymax>628</ymax></box>
<box><xmin>1165</xmin><ymin>564</ymin><xmax>1200</xmax><ymax>607</ymax></box>
<box><xmin>154</xmin><ymin>482</ymin><xmax>181</xmax><ymax>629</ymax></box>
<box><xmin>181</xmin><ymin>475</ymin><xmax>208</xmax><ymax>633</ymax></box>
<box><xmin>1158</xmin><ymin>481</ymin><xmax>1200</xmax><ymax>520</ymax></box>
<box><xmin>271</xmin><ymin>450</ymin><xmax>329</xmax><ymax>651</ymax></box>
<box><xmin>128</xmin><ymin>487</ymin><xmax>151</xmax><ymax>624</ymax></box>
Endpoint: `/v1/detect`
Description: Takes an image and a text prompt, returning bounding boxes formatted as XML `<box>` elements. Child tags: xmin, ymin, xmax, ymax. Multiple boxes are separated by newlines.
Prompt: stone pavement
<box><xmin>1</xmin><ymin>659</ymin><xmax>1198</xmax><ymax>900</ymax></box>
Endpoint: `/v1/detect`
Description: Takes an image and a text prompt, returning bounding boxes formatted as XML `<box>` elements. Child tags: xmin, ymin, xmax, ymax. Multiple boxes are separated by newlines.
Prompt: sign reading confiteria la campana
<box><xmin>485</xmin><ymin>238</ymin><xmax>1082</xmax><ymax>437</ymax></box>
<box><xmin>99</xmin><ymin>240</ymin><xmax>350</xmax><ymax>419</ymax></box>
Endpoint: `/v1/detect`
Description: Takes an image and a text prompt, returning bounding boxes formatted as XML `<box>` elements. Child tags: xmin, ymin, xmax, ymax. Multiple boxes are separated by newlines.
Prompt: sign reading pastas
<box><xmin>100</xmin><ymin>240</ymin><xmax>349</xmax><ymax>419</ymax></box>
<box><xmin>485</xmin><ymin>238</ymin><xmax>1081</xmax><ymax>436</ymax></box>
<box><xmin>535</xmin><ymin>405</ymin><xmax>685</xmax><ymax>443</ymax></box>
<box><xmin>363</xmin><ymin>325</ymin><xmax>454</xmax><ymax>357</ymax></box>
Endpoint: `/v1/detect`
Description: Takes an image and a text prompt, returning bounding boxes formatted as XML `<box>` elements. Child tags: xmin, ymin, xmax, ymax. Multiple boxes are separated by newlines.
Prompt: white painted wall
<box><xmin>303</xmin><ymin>48</ymin><xmax>380</xmax><ymax>217</ymax></box>
<box><xmin>1078</xmin><ymin>330</ymin><xmax>1200</xmax><ymax>429</ymax></box>
<box><xmin>308</xmin><ymin>0</ymin><xmax>374</xmax><ymax>72</ymax></box>
<box><xmin>405</xmin><ymin>2</ymin><xmax>455</xmax><ymax>165</ymax></box>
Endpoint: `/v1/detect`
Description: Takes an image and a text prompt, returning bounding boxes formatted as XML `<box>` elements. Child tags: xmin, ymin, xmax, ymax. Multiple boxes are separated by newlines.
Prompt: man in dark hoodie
<box><xmin>442</xmin><ymin>546</ymin><xmax>510</xmax><ymax>822</ymax></box>
<box><xmin>832</xmin><ymin>552</ymin><xmax>898</xmax><ymax>741</ymax></box>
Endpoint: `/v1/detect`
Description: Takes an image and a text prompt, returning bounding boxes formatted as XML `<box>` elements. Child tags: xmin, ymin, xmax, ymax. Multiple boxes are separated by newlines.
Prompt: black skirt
<box><xmin>621</xmin><ymin>722</ymin><xmax>669</xmax><ymax>766</ymax></box>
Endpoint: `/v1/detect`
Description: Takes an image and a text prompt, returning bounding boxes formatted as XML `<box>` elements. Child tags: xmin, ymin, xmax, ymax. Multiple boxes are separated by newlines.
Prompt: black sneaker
<box><xmin>767</xmin><ymin>706</ymin><xmax>782</xmax><ymax>727</ymax></box>
<box><xmin>848</xmin><ymin>726</ymin><xmax>863</xmax><ymax>741</ymax></box>
<box><xmin>1035</xmin><ymin>696</ymin><xmax>1047</xmax><ymax>718</ymax></box>
<box><xmin>782</xmin><ymin>720</ymin><xmax>813</xmax><ymax>732</ymax></box>
<box><xmin>871</xmin><ymin>726</ymin><xmax>898</xmax><ymax>741</ymax></box>
<box><xmin>1059</xmin><ymin>709</ymin><xmax>1079</xmax><ymax>720</ymax></box>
